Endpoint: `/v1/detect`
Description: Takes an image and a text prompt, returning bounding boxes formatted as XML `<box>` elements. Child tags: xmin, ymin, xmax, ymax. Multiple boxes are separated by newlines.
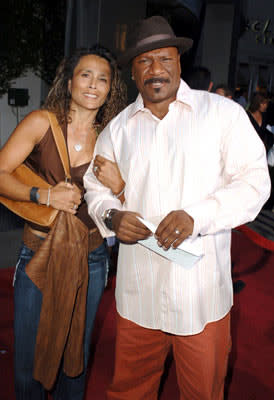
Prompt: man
<box><xmin>84</xmin><ymin>16</ymin><xmax>270</xmax><ymax>400</ymax></box>
<box><xmin>215</xmin><ymin>83</ymin><xmax>233</xmax><ymax>99</ymax></box>
<box><xmin>234</xmin><ymin>87</ymin><xmax>248</xmax><ymax>109</ymax></box>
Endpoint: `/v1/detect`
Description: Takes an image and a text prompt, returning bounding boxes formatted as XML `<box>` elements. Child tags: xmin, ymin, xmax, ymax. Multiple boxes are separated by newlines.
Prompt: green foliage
<box><xmin>0</xmin><ymin>0</ymin><xmax>66</xmax><ymax>97</ymax></box>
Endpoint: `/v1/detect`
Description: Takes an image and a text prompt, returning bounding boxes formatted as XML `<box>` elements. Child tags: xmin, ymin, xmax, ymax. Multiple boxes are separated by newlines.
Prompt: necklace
<box><xmin>71</xmin><ymin>121</ymin><xmax>97</xmax><ymax>152</ymax></box>
<box><xmin>74</xmin><ymin>143</ymin><xmax>83</xmax><ymax>152</ymax></box>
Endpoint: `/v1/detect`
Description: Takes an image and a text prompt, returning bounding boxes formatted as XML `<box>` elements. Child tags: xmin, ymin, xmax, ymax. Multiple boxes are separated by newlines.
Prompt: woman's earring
<box><xmin>131</xmin><ymin>76</ymin><xmax>135</xmax><ymax>80</ymax></box>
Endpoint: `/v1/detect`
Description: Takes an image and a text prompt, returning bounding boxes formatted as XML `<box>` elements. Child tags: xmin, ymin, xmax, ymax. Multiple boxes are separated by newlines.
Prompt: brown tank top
<box><xmin>24</xmin><ymin>121</ymin><xmax>97</xmax><ymax>232</ymax></box>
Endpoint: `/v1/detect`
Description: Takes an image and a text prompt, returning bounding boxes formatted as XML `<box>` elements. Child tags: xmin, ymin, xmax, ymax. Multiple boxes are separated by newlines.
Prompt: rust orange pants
<box><xmin>107</xmin><ymin>312</ymin><xmax>231</xmax><ymax>400</ymax></box>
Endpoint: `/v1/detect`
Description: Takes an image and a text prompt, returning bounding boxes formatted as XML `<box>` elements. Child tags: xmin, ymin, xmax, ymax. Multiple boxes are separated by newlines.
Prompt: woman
<box><xmin>0</xmin><ymin>45</ymin><xmax>126</xmax><ymax>399</ymax></box>
<box><xmin>247</xmin><ymin>92</ymin><xmax>274</xmax><ymax>153</ymax></box>
<box><xmin>247</xmin><ymin>92</ymin><xmax>274</xmax><ymax>209</ymax></box>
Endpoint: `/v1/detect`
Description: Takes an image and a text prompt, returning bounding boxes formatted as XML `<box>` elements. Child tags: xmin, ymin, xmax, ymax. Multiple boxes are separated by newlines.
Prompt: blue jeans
<box><xmin>13</xmin><ymin>240</ymin><xmax>108</xmax><ymax>400</ymax></box>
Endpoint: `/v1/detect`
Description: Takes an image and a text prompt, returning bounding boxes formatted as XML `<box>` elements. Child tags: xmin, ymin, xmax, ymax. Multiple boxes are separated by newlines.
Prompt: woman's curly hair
<box><xmin>43</xmin><ymin>45</ymin><xmax>127</xmax><ymax>132</ymax></box>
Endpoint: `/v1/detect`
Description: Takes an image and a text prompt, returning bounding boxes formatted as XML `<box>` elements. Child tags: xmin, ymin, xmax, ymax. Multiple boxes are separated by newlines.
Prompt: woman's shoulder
<box><xmin>20</xmin><ymin>109</ymin><xmax>51</xmax><ymax>142</ymax></box>
<box><xmin>23</xmin><ymin>109</ymin><xmax>50</xmax><ymax>127</ymax></box>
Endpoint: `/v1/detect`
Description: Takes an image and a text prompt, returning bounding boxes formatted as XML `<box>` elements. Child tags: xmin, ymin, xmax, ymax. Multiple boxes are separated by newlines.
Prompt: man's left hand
<box><xmin>155</xmin><ymin>210</ymin><xmax>194</xmax><ymax>250</ymax></box>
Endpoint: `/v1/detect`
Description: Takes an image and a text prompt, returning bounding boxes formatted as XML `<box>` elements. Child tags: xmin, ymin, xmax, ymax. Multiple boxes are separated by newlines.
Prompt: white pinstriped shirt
<box><xmin>84</xmin><ymin>80</ymin><xmax>270</xmax><ymax>335</ymax></box>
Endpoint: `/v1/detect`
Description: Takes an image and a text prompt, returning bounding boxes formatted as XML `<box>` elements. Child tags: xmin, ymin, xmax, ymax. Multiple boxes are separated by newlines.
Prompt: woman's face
<box><xmin>68</xmin><ymin>54</ymin><xmax>112</xmax><ymax>112</ymax></box>
<box><xmin>259</xmin><ymin>100</ymin><xmax>268</xmax><ymax>113</ymax></box>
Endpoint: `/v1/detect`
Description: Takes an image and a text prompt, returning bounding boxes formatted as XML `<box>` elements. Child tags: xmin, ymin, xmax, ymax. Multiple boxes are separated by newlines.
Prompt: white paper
<box><xmin>137</xmin><ymin>217</ymin><xmax>204</xmax><ymax>269</ymax></box>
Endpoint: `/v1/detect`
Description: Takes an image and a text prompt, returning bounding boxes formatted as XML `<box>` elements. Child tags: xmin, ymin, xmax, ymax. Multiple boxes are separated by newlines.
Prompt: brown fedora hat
<box><xmin>118</xmin><ymin>15</ymin><xmax>193</xmax><ymax>66</ymax></box>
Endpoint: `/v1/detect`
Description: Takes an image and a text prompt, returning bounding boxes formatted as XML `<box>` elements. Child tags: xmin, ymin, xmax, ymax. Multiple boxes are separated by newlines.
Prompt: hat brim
<box><xmin>118</xmin><ymin>37</ymin><xmax>193</xmax><ymax>67</ymax></box>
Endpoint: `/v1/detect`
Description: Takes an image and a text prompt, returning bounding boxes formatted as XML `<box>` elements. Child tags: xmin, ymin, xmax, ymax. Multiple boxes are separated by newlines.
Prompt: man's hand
<box><xmin>112</xmin><ymin>211</ymin><xmax>151</xmax><ymax>244</ymax></box>
<box><xmin>155</xmin><ymin>210</ymin><xmax>194</xmax><ymax>250</ymax></box>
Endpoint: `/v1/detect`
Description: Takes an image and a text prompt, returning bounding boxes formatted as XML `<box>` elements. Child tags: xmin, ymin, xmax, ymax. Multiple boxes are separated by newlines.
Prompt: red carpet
<box><xmin>0</xmin><ymin>231</ymin><xmax>273</xmax><ymax>399</ymax></box>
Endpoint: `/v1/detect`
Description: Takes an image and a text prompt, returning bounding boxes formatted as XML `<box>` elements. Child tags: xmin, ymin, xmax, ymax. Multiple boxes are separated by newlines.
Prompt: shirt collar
<box><xmin>129</xmin><ymin>93</ymin><xmax>145</xmax><ymax>118</ymax></box>
<box><xmin>176</xmin><ymin>79</ymin><xmax>195</xmax><ymax>111</ymax></box>
<box><xmin>128</xmin><ymin>79</ymin><xmax>195</xmax><ymax>120</ymax></box>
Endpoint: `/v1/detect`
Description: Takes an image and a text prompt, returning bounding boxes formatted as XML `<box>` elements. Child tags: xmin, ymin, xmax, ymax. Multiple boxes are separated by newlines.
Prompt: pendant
<box><xmin>74</xmin><ymin>143</ymin><xmax>82</xmax><ymax>152</ymax></box>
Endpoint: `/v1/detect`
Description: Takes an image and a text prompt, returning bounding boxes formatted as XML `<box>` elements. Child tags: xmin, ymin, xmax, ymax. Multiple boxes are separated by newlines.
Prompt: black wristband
<box><xmin>30</xmin><ymin>187</ymin><xmax>40</xmax><ymax>204</ymax></box>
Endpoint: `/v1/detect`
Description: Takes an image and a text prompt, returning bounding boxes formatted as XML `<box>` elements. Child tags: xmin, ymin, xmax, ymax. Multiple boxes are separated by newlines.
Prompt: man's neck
<box><xmin>144</xmin><ymin>98</ymin><xmax>175</xmax><ymax>120</ymax></box>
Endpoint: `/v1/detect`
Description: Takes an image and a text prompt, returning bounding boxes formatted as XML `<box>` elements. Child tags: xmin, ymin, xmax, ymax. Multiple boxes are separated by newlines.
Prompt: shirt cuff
<box><xmin>184</xmin><ymin>203</ymin><xmax>212</xmax><ymax>238</ymax></box>
<box><xmin>86</xmin><ymin>198</ymin><xmax>122</xmax><ymax>238</ymax></box>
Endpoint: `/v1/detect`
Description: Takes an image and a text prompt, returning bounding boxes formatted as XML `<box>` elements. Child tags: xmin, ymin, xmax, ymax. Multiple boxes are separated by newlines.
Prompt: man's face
<box><xmin>131</xmin><ymin>47</ymin><xmax>181</xmax><ymax>109</ymax></box>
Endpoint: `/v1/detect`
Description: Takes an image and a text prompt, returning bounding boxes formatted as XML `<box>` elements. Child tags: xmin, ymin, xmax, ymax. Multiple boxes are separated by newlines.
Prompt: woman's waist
<box><xmin>24</xmin><ymin>223</ymin><xmax>103</xmax><ymax>253</ymax></box>
<box><xmin>27</xmin><ymin>201</ymin><xmax>95</xmax><ymax>234</ymax></box>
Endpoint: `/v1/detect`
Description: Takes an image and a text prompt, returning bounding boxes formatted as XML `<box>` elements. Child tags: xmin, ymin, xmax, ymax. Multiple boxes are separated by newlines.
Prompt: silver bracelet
<box><xmin>46</xmin><ymin>187</ymin><xmax>51</xmax><ymax>207</ymax></box>
<box><xmin>113</xmin><ymin>186</ymin><xmax>125</xmax><ymax>199</ymax></box>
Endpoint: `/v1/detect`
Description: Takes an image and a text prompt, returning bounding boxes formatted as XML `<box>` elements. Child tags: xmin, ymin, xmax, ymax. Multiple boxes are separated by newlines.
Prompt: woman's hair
<box><xmin>43</xmin><ymin>44</ymin><xmax>127</xmax><ymax>131</ymax></box>
<box><xmin>248</xmin><ymin>92</ymin><xmax>268</xmax><ymax>113</ymax></box>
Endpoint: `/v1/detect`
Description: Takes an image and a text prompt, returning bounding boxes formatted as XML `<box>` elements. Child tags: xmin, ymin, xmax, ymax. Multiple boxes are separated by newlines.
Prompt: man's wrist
<box><xmin>102</xmin><ymin>208</ymin><xmax>118</xmax><ymax>231</ymax></box>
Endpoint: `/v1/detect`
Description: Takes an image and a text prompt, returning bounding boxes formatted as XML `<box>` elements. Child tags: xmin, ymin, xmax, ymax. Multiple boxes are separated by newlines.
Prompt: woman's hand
<box><xmin>40</xmin><ymin>182</ymin><xmax>82</xmax><ymax>214</ymax></box>
<box><xmin>93</xmin><ymin>155</ymin><xmax>125</xmax><ymax>196</ymax></box>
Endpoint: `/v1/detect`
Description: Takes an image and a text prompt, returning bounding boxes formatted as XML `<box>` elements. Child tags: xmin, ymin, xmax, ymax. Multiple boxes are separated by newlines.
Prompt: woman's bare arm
<box><xmin>0</xmin><ymin>110</ymin><xmax>81</xmax><ymax>213</ymax></box>
<box><xmin>0</xmin><ymin>110</ymin><xmax>50</xmax><ymax>201</ymax></box>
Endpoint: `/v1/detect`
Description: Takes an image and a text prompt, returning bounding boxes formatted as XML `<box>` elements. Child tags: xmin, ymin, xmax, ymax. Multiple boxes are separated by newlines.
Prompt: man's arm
<box><xmin>155</xmin><ymin>104</ymin><xmax>271</xmax><ymax>249</ymax></box>
<box><xmin>84</xmin><ymin>125</ymin><xmax>151</xmax><ymax>242</ymax></box>
<box><xmin>183</xmin><ymin>105</ymin><xmax>271</xmax><ymax>239</ymax></box>
<box><xmin>84</xmin><ymin>126</ymin><xmax>123</xmax><ymax>238</ymax></box>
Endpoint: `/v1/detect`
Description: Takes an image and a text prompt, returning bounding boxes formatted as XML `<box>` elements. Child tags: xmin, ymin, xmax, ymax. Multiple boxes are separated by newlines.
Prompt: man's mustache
<box><xmin>144</xmin><ymin>77</ymin><xmax>170</xmax><ymax>85</ymax></box>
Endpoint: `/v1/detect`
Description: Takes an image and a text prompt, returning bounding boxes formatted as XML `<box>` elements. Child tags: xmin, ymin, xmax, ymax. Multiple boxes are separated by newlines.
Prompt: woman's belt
<box><xmin>23</xmin><ymin>223</ymin><xmax>103</xmax><ymax>253</ymax></box>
